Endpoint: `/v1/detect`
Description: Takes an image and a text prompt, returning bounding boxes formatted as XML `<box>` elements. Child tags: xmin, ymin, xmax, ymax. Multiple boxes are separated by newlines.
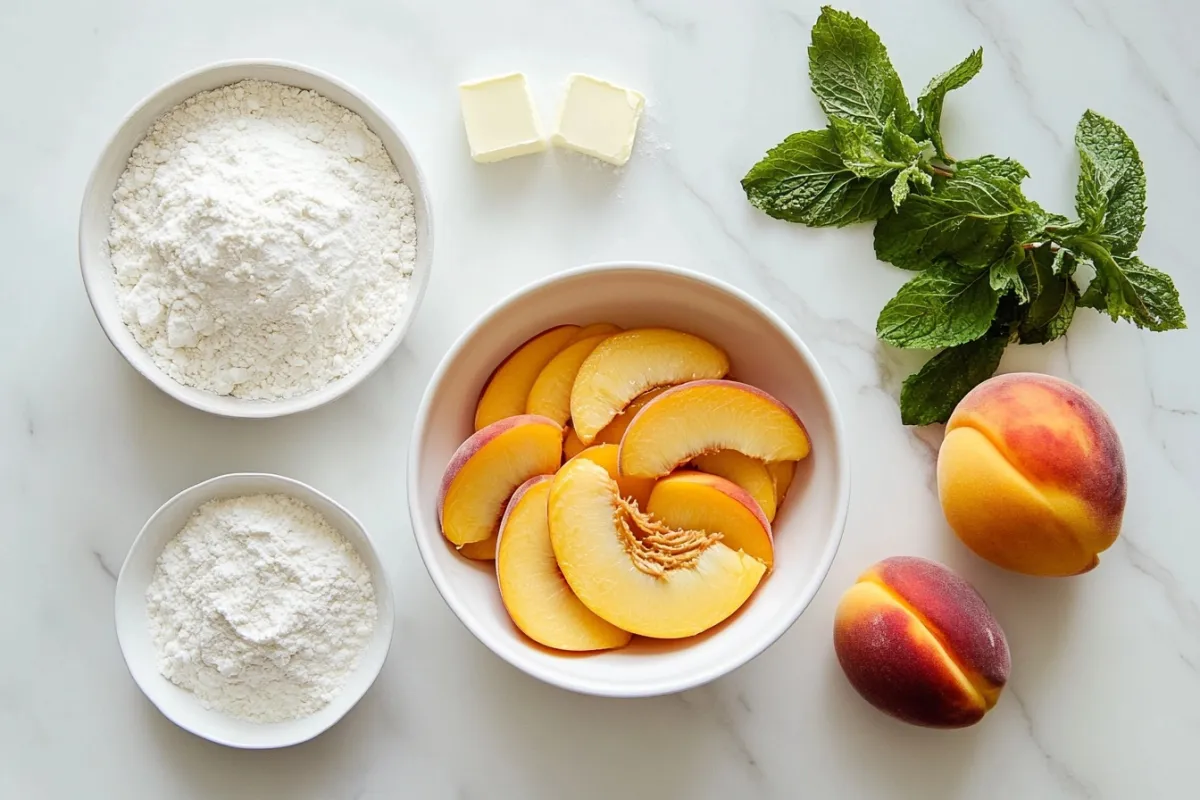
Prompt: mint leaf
<box><xmin>917</xmin><ymin>48</ymin><xmax>983</xmax><ymax>160</ymax></box>
<box><xmin>1021</xmin><ymin>282</ymin><xmax>1077</xmax><ymax>344</ymax></box>
<box><xmin>830</xmin><ymin>115</ymin><xmax>928</xmax><ymax>208</ymax></box>
<box><xmin>742</xmin><ymin>129</ymin><xmax>893</xmax><ymax>227</ymax></box>
<box><xmin>808</xmin><ymin>7</ymin><xmax>923</xmax><ymax>139</ymax></box>
<box><xmin>989</xmin><ymin>249</ymin><xmax>1029</xmax><ymax>303</ymax></box>
<box><xmin>891</xmin><ymin>171</ymin><xmax>912</xmax><ymax>208</ymax></box>
<box><xmin>877</xmin><ymin>263</ymin><xmax>1000</xmax><ymax>348</ymax></box>
<box><xmin>1120</xmin><ymin>258</ymin><xmax>1186</xmax><ymax>330</ymax></box>
<box><xmin>1074</xmin><ymin>111</ymin><xmax>1146</xmax><ymax>255</ymax></box>
<box><xmin>882</xmin><ymin>116</ymin><xmax>926</xmax><ymax>162</ymax></box>
<box><xmin>891</xmin><ymin>164</ymin><xmax>931</xmax><ymax>209</ymax></box>
<box><xmin>830</xmin><ymin>117</ymin><xmax>905</xmax><ymax>179</ymax></box>
<box><xmin>956</xmin><ymin>155</ymin><xmax>1029</xmax><ymax>184</ymax></box>
<box><xmin>831</xmin><ymin>114</ymin><xmax>928</xmax><ymax>183</ymax></box>
<box><xmin>1076</xmin><ymin>244</ymin><xmax>1141</xmax><ymax>319</ymax></box>
<box><xmin>1009</xmin><ymin>200</ymin><xmax>1054</xmax><ymax>247</ymax></box>
<box><xmin>1019</xmin><ymin>248</ymin><xmax>1077</xmax><ymax>343</ymax></box>
<box><xmin>1073</xmin><ymin>240</ymin><xmax>1186</xmax><ymax>331</ymax></box>
<box><xmin>1079</xmin><ymin>253</ymin><xmax>1186</xmax><ymax>331</ymax></box>
<box><xmin>873</xmin><ymin>165</ymin><xmax>1033</xmax><ymax>269</ymax></box>
<box><xmin>1052</xmin><ymin>248</ymin><xmax>1076</xmax><ymax>276</ymax></box>
<box><xmin>900</xmin><ymin>335</ymin><xmax>1007</xmax><ymax>425</ymax></box>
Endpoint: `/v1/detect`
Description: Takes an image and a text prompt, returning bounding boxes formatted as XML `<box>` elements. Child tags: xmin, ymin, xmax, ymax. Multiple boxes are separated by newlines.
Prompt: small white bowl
<box><xmin>79</xmin><ymin>59</ymin><xmax>434</xmax><ymax>418</ymax></box>
<box><xmin>408</xmin><ymin>263</ymin><xmax>850</xmax><ymax>697</ymax></box>
<box><xmin>114</xmin><ymin>473</ymin><xmax>395</xmax><ymax>748</ymax></box>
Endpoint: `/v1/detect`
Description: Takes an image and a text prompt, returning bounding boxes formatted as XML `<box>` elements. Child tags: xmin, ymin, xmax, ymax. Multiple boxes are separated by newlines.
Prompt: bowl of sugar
<box><xmin>80</xmin><ymin>60</ymin><xmax>433</xmax><ymax>417</ymax></box>
<box><xmin>114</xmin><ymin>473</ymin><xmax>395</xmax><ymax>748</ymax></box>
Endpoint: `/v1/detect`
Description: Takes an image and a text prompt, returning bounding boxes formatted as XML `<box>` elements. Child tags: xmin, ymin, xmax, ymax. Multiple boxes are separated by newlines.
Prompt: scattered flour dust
<box><xmin>108</xmin><ymin>79</ymin><xmax>417</xmax><ymax>400</ymax></box>
<box><xmin>146</xmin><ymin>493</ymin><xmax>378</xmax><ymax>723</ymax></box>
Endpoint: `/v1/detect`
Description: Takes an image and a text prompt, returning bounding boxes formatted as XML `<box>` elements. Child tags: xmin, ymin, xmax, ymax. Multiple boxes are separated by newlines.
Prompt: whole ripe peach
<box><xmin>937</xmin><ymin>373</ymin><xmax>1126</xmax><ymax>577</ymax></box>
<box><xmin>834</xmin><ymin>557</ymin><xmax>1010</xmax><ymax>728</ymax></box>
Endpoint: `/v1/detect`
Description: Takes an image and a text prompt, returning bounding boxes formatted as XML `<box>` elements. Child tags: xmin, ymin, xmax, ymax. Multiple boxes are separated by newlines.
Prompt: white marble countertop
<box><xmin>2</xmin><ymin>0</ymin><xmax>1198</xmax><ymax>797</ymax></box>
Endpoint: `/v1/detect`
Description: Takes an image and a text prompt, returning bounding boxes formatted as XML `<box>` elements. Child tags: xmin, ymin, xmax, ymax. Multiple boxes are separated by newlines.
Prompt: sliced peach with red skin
<box><xmin>593</xmin><ymin>387</ymin><xmax>667</xmax><ymax>445</ymax></box>
<box><xmin>572</xmin><ymin>322</ymin><xmax>622</xmax><ymax>340</ymax></box>
<box><xmin>458</xmin><ymin>533</ymin><xmax>498</xmax><ymax>560</ymax></box>
<box><xmin>568</xmin><ymin>444</ymin><xmax>656</xmax><ymax>508</ymax></box>
<box><xmin>570</xmin><ymin>328</ymin><xmax>730</xmax><ymax>444</ymax></box>
<box><xmin>619</xmin><ymin>380</ymin><xmax>810</xmax><ymax>478</ymax></box>
<box><xmin>438</xmin><ymin>415</ymin><xmax>562</xmax><ymax>546</ymax></box>
<box><xmin>691</xmin><ymin>450</ymin><xmax>777</xmax><ymax>522</ymax></box>
<box><xmin>561</xmin><ymin>391</ymin><xmax>664</xmax><ymax>460</ymax></box>
<box><xmin>526</xmin><ymin>333</ymin><xmax>614</xmax><ymax>426</ymax></box>
<box><xmin>646</xmin><ymin>472</ymin><xmax>774</xmax><ymax>568</ymax></box>
<box><xmin>548</xmin><ymin>458</ymin><xmax>766</xmax><ymax>639</ymax></box>
<box><xmin>474</xmin><ymin>326</ymin><xmax>580</xmax><ymax>430</ymax></box>
<box><xmin>562</xmin><ymin>425</ymin><xmax>587</xmax><ymax>460</ymax></box>
<box><xmin>768</xmin><ymin>461</ymin><xmax>797</xmax><ymax>506</ymax></box>
<box><xmin>496</xmin><ymin>476</ymin><xmax>632</xmax><ymax>652</ymax></box>
<box><xmin>834</xmin><ymin>557</ymin><xmax>1010</xmax><ymax>728</ymax></box>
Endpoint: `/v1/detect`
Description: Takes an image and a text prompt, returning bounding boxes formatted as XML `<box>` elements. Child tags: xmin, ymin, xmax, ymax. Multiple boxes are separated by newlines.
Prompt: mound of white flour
<box><xmin>108</xmin><ymin>80</ymin><xmax>416</xmax><ymax>399</ymax></box>
<box><xmin>146</xmin><ymin>493</ymin><xmax>378</xmax><ymax>723</ymax></box>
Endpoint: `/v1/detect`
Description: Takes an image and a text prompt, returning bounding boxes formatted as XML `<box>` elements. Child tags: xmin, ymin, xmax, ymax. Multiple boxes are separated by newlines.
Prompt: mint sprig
<box><xmin>742</xmin><ymin>6</ymin><xmax>1187</xmax><ymax>425</ymax></box>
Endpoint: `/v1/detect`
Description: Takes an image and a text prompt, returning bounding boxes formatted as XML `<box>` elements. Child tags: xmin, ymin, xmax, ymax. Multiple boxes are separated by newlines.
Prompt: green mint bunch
<box><xmin>742</xmin><ymin>6</ymin><xmax>1186</xmax><ymax>425</ymax></box>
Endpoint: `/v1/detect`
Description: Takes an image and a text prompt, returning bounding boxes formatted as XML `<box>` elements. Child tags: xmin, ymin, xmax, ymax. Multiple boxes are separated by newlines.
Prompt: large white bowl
<box><xmin>114</xmin><ymin>473</ymin><xmax>395</xmax><ymax>748</ymax></box>
<box><xmin>79</xmin><ymin>59</ymin><xmax>434</xmax><ymax>418</ymax></box>
<box><xmin>408</xmin><ymin>263</ymin><xmax>849</xmax><ymax>697</ymax></box>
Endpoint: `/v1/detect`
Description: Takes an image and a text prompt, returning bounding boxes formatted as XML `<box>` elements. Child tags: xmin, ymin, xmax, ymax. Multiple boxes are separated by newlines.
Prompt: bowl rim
<box><xmin>78</xmin><ymin>57</ymin><xmax>435</xmax><ymax>419</ymax></box>
<box><xmin>113</xmin><ymin>471</ymin><xmax>396</xmax><ymax>748</ymax></box>
<box><xmin>407</xmin><ymin>261</ymin><xmax>850</xmax><ymax>697</ymax></box>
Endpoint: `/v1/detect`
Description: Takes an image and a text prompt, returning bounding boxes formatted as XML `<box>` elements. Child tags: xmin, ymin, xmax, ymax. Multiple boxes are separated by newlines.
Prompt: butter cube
<box><xmin>458</xmin><ymin>73</ymin><xmax>546</xmax><ymax>163</ymax></box>
<box><xmin>552</xmin><ymin>74</ymin><xmax>645</xmax><ymax>166</ymax></box>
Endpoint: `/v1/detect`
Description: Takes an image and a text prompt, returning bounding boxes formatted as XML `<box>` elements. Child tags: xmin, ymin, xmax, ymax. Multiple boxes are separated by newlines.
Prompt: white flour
<box><xmin>146</xmin><ymin>494</ymin><xmax>378</xmax><ymax>723</ymax></box>
<box><xmin>108</xmin><ymin>80</ymin><xmax>416</xmax><ymax>399</ymax></box>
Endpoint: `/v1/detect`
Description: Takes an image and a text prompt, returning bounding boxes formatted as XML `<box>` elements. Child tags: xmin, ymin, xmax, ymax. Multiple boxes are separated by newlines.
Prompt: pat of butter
<box><xmin>458</xmin><ymin>73</ymin><xmax>547</xmax><ymax>163</ymax></box>
<box><xmin>552</xmin><ymin>74</ymin><xmax>645</xmax><ymax>166</ymax></box>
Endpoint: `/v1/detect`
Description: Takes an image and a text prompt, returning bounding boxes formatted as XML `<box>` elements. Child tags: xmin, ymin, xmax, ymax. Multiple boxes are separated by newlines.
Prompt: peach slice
<box><xmin>497</xmin><ymin>476</ymin><xmax>632</xmax><ymax>652</ymax></box>
<box><xmin>768</xmin><ymin>461</ymin><xmax>797</xmax><ymax>505</ymax></box>
<box><xmin>562</xmin><ymin>425</ymin><xmax>587</xmax><ymax>460</ymax></box>
<box><xmin>691</xmin><ymin>450</ymin><xmax>777</xmax><ymax>522</ymax></box>
<box><xmin>458</xmin><ymin>533</ymin><xmax>498</xmax><ymax>561</ymax></box>
<box><xmin>619</xmin><ymin>380</ymin><xmax>810</xmax><ymax>478</ymax></box>
<box><xmin>646</xmin><ymin>472</ymin><xmax>774</xmax><ymax>568</ymax></box>
<box><xmin>526</xmin><ymin>333</ymin><xmax>614</xmax><ymax>426</ymax></box>
<box><xmin>569</xmin><ymin>444</ymin><xmax>655</xmax><ymax>508</ymax></box>
<box><xmin>548</xmin><ymin>458</ymin><xmax>766</xmax><ymax>639</ymax></box>
<box><xmin>573</xmin><ymin>322</ymin><xmax>622</xmax><ymax>340</ymax></box>
<box><xmin>439</xmin><ymin>415</ymin><xmax>562</xmax><ymax>546</ymax></box>
<box><xmin>570</xmin><ymin>328</ymin><xmax>730</xmax><ymax>443</ymax></box>
<box><xmin>592</xmin><ymin>387</ymin><xmax>667</xmax><ymax>445</ymax></box>
<box><xmin>474</xmin><ymin>325</ymin><xmax>580</xmax><ymax>430</ymax></box>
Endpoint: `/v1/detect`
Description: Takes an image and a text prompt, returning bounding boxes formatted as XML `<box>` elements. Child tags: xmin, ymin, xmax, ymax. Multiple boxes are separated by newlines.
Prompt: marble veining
<box><xmin>1</xmin><ymin>0</ymin><xmax>1197</xmax><ymax>797</ymax></box>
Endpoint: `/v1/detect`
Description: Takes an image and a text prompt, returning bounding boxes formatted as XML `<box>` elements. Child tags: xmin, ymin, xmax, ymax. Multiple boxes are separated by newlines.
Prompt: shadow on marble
<box><xmin>107</xmin><ymin>350</ymin><xmax>416</xmax><ymax>500</ymax></box>
<box><xmin>132</xmin><ymin>673</ymin><xmax>395</xmax><ymax>797</ymax></box>
<box><xmin>549</xmin><ymin>148</ymin><xmax>628</xmax><ymax>208</ymax></box>
<box><xmin>817</xmin><ymin>650</ymin><xmax>982</xmax><ymax>798</ymax></box>
<box><xmin>462</xmin><ymin>655</ymin><xmax>746</xmax><ymax>798</ymax></box>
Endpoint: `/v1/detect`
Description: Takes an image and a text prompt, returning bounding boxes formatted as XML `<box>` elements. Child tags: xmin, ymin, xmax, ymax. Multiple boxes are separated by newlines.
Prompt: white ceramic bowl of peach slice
<box><xmin>408</xmin><ymin>263</ymin><xmax>849</xmax><ymax>697</ymax></box>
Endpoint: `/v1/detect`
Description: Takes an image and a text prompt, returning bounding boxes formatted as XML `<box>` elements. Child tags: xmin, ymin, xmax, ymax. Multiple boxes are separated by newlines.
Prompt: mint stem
<box><xmin>920</xmin><ymin>160</ymin><xmax>954</xmax><ymax>178</ymax></box>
